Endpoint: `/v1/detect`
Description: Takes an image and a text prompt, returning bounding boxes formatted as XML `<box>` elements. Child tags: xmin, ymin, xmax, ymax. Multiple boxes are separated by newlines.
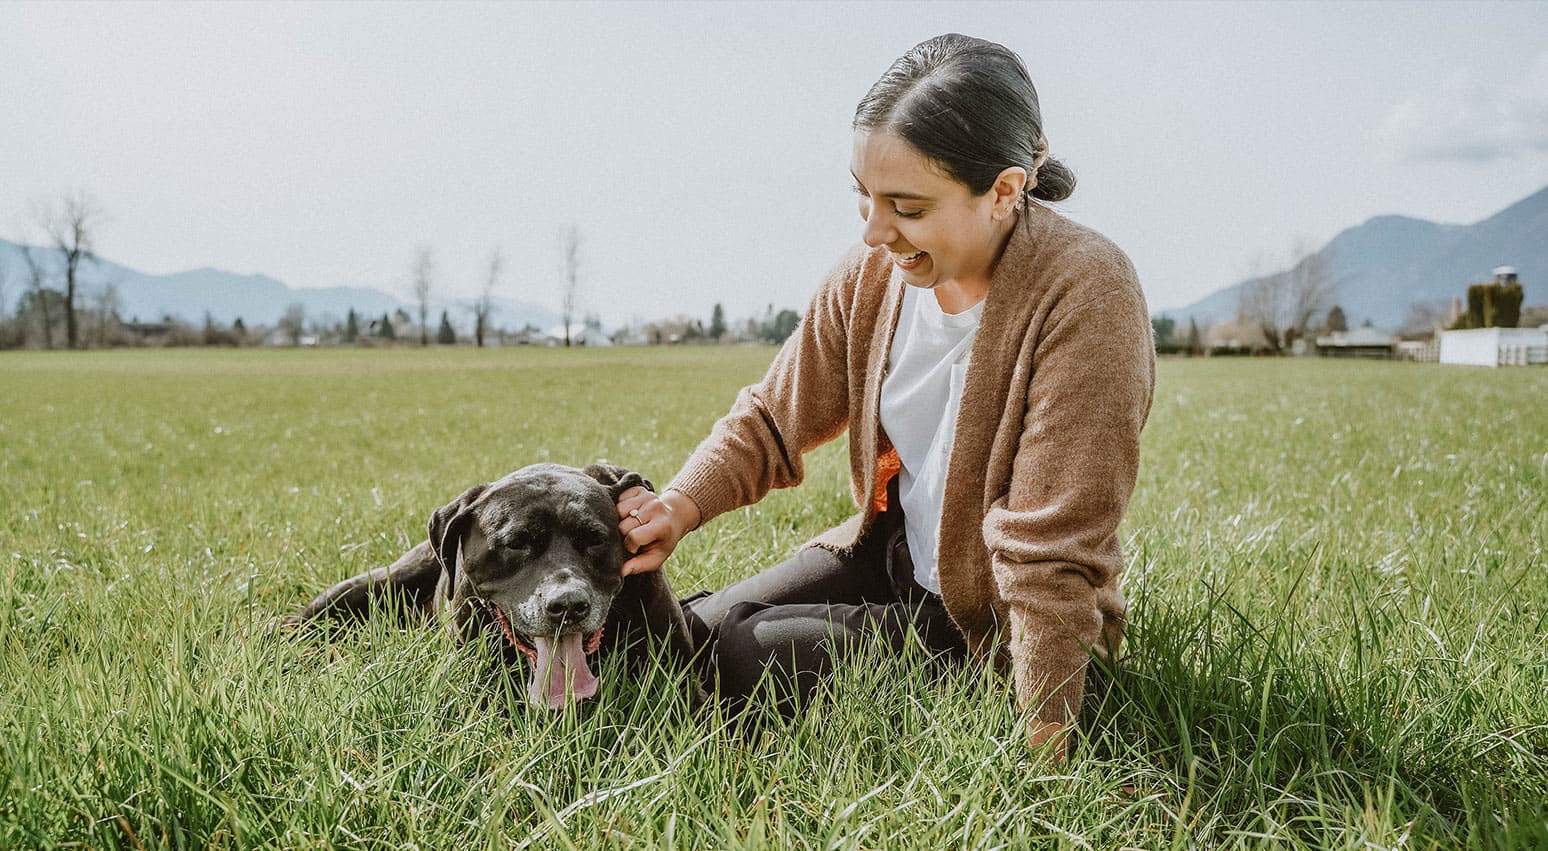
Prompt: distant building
<box><xmin>497</xmin><ymin>328</ymin><xmax>543</xmax><ymax>346</ymax></box>
<box><xmin>1314</xmin><ymin>325</ymin><xmax>1394</xmax><ymax>359</ymax></box>
<box><xmin>1201</xmin><ymin>318</ymin><xmax>1271</xmax><ymax>355</ymax></box>
<box><xmin>541</xmin><ymin>325</ymin><xmax>613</xmax><ymax>347</ymax></box>
<box><xmin>611</xmin><ymin>328</ymin><xmax>651</xmax><ymax>346</ymax></box>
<box><xmin>1439</xmin><ymin>326</ymin><xmax>1548</xmax><ymax>367</ymax></box>
<box><xmin>121</xmin><ymin>321</ymin><xmax>174</xmax><ymax>345</ymax></box>
<box><xmin>262</xmin><ymin>329</ymin><xmax>319</xmax><ymax>347</ymax></box>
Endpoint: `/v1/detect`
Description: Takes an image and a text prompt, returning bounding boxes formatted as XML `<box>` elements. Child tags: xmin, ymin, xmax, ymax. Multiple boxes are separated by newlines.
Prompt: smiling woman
<box><xmin>615</xmin><ymin>33</ymin><xmax>1156</xmax><ymax>762</ymax></box>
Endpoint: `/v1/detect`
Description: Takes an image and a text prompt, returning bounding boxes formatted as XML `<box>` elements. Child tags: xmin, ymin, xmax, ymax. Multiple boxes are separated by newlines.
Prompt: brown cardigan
<box><xmin>668</xmin><ymin>203</ymin><xmax>1155</xmax><ymax>725</ymax></box>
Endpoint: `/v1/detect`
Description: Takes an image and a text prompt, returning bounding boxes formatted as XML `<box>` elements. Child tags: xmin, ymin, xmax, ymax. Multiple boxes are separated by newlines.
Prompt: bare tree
<box><xmin>1236</xmin><ymin>239</ymin><xmax>1336</xmax><ymax>354</ymax></box>
<box><xmin>0</xmin><ymin>252</ymin><xmax>16</xmax><ymax>349</ymax></box>
<box><xmin>0</xmin><ymin>251</ymin><xmax>9</xmax><ymax>327</ymax></box>
<box><xmin>20</xmin><ymin>245</ymin><xmax>53</xmax><ymax>349</ymax></box>
<box><xmin>278</xmin><ymin>302</ymin><xmax>306</xmax><ymax>346</ymax></box>
<box><xmin>1283</xmin><ymin>239</ymin><xmax>1335</xmax><ymax>346</ymax></box>
<box><xmin>1236</xmin><ymin>249</ymin><xmax>1285</xmax><ymax>354</ymax></box>
<box><xmin>473</xmin><ymin>247</ymin><xmax>502</xmax><ymax>348</ymax></box>
<box><xmin>91</xmin><ymin>275</ymin><xmax>123</xmax><ymax>347</ymax></box>
<box><xmin>40</xmin><ymin>190</ymin><xmax>100</xmax><ymax>349</ymax></box>
<box><xmin>561</xmin><ymin>226</ymin><xmax>579</xmax><ymax>347</ymax></box>
<box><xmin>1399</xmin><ymin>299</ymin><xmax>1453</xmax><ymax>336</ymax></box>
<box><xmin>411</xmin><ymin>246</ymin><xmax>434</xmax><ymax>347</ymax></box>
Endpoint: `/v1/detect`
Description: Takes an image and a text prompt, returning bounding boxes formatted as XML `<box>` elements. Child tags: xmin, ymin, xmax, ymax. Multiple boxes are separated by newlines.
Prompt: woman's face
<box><xmin>850</xmin><ymin>129</ymin><xmax>1020</xmax><ymax>294</ymax></box>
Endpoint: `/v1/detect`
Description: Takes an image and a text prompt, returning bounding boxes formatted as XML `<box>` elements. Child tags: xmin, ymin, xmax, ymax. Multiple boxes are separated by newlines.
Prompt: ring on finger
<box><xmin>629</xmin><ymin>508</ymin><xmax>643</xmax><ymax>526</ymax></box>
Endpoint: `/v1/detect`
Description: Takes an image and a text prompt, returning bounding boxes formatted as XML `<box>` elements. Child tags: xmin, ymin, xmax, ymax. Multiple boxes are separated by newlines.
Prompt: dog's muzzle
<box><xmin>481</xmin><ymin>599</ymin><xmax>605</xmax><ymax>710</ymax></box>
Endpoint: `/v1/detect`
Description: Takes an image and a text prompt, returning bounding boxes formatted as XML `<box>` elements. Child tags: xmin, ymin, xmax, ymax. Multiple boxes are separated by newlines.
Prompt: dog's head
<box><xmin>428</xmin><ymin>462</ymin><xmax>651</xmax><ymax>710</ymax></box>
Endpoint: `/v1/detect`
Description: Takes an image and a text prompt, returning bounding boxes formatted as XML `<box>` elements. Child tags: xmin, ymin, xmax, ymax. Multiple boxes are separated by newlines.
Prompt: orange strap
<box><xmin>873</xmin><ymin>444</ymin><xmax>901</xmax><ymax>513</ymax></box>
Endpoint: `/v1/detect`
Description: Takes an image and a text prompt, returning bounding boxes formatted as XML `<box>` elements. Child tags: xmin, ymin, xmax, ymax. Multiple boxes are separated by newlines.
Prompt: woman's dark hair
<box><xmin>853</xmin><ymin>33</ymin><xmax>1075</xmax><ymax>203</ymax></box>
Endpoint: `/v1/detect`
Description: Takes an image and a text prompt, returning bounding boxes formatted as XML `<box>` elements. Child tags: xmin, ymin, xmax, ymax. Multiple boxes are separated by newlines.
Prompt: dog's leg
<box><xmin>608</xmin><ymin>571</ymin><xmax>710</xmax><ymax>707</ymax></box>
<box><xmin>284</xmin><ymin>541</ymin><xmax>443</xmax><ymax>625</ymax></box>
<box><xmin>607</xmin><ymin>573</ymin><xmax>692</xmax><ymax>659</ymax></box>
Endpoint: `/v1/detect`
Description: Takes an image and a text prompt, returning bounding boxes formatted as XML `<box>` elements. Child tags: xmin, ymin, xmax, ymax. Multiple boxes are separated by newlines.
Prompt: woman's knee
<box><xmin>712</xmin><ymin>601</ymin><xmax>847</xmax><ymax>711</ymax></box>
<box><xmin>713</xmin><ymin>602</ymin><xmax>782</xmax><ymax>699</ymax></box>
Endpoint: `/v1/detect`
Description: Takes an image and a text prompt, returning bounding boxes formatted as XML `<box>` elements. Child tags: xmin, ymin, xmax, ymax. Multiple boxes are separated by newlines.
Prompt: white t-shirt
<box><xmin>878</xmin><ymin>280</ymin><xmax>983</xmax><ymax>593</ymax></box>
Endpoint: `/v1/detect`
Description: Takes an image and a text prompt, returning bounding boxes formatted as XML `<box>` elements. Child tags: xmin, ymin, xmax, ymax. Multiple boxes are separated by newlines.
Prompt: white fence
<box><xmin>1498</xmin><ymin>343</ymin><xmax>1548</xmax><ymax>366</ymax></box>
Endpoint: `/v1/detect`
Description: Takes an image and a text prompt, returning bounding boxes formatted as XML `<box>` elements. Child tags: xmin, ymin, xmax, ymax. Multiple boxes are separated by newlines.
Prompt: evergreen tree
<box><xmin>767</xmin><ymin>309</ymin><xmax>800</xmax><ymax>343</ymax></box>
<box><xmin>1325</xmin><ymin>305</ymin><xmax>1347</xmax><ymax>333</ymax></box>
<box><xmin>1186</xmin><ymin>318</ymin><xmax>1201</xmax><ymax>356</ymax></box>
<box><xmin>1495</xmin><ymin>282</ymin><xmax>1523</xmax><ymax>328</ymax></box>
<box><xmin>709</xmin><ymin>303</ymin><xmax>727</xmax><ymax>341</ymax></box>
<box><xmin>1453</xmin><ymin>280</ymin><xmax>1525</xmax><ymax>329</ymax></box>
<box><xmin>344</xmin><ymin>309</ymin><xmax>359</xmax><ymax>343</ymax></box>
<box><xmin>379</xmin><ymin>313</ymin><xmax>396</xmax><ymax>340</ymax></box>
<box><xmin>232</xmin><ymin>317</ymin><xmax>247</xmax><ymax>345</ymax></box>
<box><xmin>436</xmin><ymin>310</ymin><xmax>456</xmax><ymax>344</ymax></box>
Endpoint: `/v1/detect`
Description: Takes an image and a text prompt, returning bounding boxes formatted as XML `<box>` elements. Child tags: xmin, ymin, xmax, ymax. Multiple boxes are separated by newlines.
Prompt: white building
<box><xmin>1438</xmin><ymin>326</ymin><xmax>1548</xmax><ymax>367</ymax></box>
<box><xmin>541</xmin><ymin>325</ymin><xmax>613</xmax><ymax>347</ymax></box>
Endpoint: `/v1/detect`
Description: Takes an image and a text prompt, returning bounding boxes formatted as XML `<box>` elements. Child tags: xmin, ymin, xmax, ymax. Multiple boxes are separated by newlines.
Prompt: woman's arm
<box><xmin>619</xmin><ymin>246</ymin><xmax>869</xmax><ymax>572</ymax></box>
<box><xmin>983</xmin><ymin>280</ymin><xmax>1155</xmax><ymax>736</ymax></box>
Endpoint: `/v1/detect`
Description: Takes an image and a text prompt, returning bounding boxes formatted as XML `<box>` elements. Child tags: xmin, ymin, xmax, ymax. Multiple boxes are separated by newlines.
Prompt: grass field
<box><xmin>2</xmin><ymin>347</ymin><xmax>1545</xmax><ymax>849</ymax></box>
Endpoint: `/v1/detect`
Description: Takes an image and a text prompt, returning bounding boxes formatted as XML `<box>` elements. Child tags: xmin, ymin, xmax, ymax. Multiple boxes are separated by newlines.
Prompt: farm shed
<box><xmin>1315</xmin><ymin>326</ymin><xmax>1395</xmax><ymax>359</ymax></box>
<box><xmin>1438</xmin><ymin>326</ymin><xmax>1548</xmax><ymax>367</ymax></box>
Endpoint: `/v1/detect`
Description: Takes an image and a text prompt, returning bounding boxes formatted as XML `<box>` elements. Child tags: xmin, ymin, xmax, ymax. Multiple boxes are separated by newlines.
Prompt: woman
<box><xmin>615</xmin><ymin>33</ymin><xmax>1154</xmax><ymax>759</ymax></box>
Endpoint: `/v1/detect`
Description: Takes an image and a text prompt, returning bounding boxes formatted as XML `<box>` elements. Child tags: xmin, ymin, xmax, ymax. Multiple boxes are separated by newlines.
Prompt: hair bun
<box><xmin>854</xmin><ymin>34</ymin><xmax>1076</xmax><ymax>203</ymax></box>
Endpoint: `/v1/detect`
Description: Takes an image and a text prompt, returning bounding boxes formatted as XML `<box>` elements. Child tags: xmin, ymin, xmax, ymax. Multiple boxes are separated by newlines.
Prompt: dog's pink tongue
<box><xmin>529</xmin><ymin>634</ymin><xmax>598</xmax><ymax>710</ymax></box>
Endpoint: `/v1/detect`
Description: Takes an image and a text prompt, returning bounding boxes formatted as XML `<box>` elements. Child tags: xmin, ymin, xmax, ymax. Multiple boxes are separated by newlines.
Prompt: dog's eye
<box><xmin>504</xmin><ymin>529</ymin><xmax>543</xmax><ymax>551</ymax></box>
<box><xmin>573</xmin><ymin>528</ymin><xmax>609</xmax><ymax>549</ymax></box>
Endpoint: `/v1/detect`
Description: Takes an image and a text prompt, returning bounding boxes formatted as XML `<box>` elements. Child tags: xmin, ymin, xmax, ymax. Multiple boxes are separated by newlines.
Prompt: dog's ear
<box><xmin>428</xmin><ymin>484</ymin><xmax>488</xmax><ymax>578</ymax></box>
<box><xmin>582</xmin><ymin>462</ymin><xmax>655</xmax><ymax>501</ymax></box>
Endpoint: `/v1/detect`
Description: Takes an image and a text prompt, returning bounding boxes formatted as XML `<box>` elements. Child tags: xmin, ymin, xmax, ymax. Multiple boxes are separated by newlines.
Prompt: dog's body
<box><xmin>285</xmin><ymin>462</ymin><xmax>699</xmax><ymax>709</ymax></box>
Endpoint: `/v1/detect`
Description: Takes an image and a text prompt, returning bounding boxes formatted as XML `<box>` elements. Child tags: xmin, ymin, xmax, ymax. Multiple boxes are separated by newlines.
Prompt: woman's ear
<box><xmin>991</xmin><ymin>166</ymin><xmax>1029</xmax><ymax>220</ymax></box>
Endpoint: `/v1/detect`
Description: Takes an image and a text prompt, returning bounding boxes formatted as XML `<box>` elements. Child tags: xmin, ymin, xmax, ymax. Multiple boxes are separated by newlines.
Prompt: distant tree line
<box><xmin>0</xmin><ymin>301</ymin><xmax>802</xmax><ymax>350</ymax></box>
<box><xmin>1153</xmin><ymin>302</ymin><xmax>1355</xmax><ymax>357</ymax></box>
<box><xmin>2</xmin><ymin>199</ymin><xmax>804</xmax><ymax>351</ymax></box>
<box><xmin>632</xmin><ymin>303</ymin><xmax>800</xmax><ymax>346</ymax></box>
<box><xmin>2</xmin><ymin>279</ymin><xmax>802</xmax><ymax>352</ymax></box>
<box><xmin>1150</xmin><ymin>315</ymin><xmax>1205</xmax><ymax>356</ymax></box>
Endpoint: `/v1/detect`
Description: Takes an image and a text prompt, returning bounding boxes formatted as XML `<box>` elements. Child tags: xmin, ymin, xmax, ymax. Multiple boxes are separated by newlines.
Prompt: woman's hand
<box><xmin>1027</xmin><ymin>720</ymin><xmax>1070</xmax><ymax>763</ymax></box>
<box><xmin>615</xmin><ymin>487</ymin><xmax>701</xmax><ymax>576</ymax></box>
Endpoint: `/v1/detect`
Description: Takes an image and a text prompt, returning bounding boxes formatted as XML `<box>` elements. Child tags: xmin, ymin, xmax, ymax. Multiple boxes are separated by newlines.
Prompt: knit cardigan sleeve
<box><xmin>667</xmin><ymin>248</ymin><xmax>865</xmax><ymax>524</ymax></box>
<box><xmin>982</xmin><ymin>276</ymin><xmax>1155</xmax><ymax>727</ymax></box>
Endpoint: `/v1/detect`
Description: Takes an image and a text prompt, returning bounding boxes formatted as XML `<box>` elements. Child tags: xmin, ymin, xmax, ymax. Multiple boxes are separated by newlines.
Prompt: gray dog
<box><xmin>284</xmin><ymin>462</ymin><xmax>699</xmax><ymax>710</ymax></box>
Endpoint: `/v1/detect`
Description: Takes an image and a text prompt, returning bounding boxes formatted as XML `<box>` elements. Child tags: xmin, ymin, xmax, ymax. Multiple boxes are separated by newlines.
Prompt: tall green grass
<box><xmin>2</xmin><ymin>349</ymin><xmax>1544</xmax><ymax>848</ymax></box>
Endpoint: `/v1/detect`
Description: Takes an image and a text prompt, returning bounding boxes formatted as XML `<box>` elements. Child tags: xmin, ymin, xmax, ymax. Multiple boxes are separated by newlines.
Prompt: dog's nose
<box><xmin>545</xmin><ymin>590</ymin><xmax>591</xmax><ymax>622</ymax></box>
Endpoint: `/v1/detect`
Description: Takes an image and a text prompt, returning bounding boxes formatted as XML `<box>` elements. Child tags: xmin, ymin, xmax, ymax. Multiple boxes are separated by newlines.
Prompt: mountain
<box><xmin>1162</xmin><ymin>184</ymin><xmax>1548</xmax><ymax>330</ymax></box>
<box><xmin>0</xmin><ymin>240</ymin><xmax>560</xmax><ymax>331</ymax></box>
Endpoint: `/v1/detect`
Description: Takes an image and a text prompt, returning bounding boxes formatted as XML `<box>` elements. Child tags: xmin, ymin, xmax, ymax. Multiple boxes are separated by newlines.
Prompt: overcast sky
<box><xmin>3</xmin><ymin>0</ymin><xmax>1546</xmax><ymax>325</ymax></box>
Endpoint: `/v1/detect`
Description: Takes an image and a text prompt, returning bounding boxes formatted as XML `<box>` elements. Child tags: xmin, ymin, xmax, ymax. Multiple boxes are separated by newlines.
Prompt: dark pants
<box><xmin>680</xmin><ymin>509</ymin><xmax>968</xmax><ymax>716</ymax></box>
